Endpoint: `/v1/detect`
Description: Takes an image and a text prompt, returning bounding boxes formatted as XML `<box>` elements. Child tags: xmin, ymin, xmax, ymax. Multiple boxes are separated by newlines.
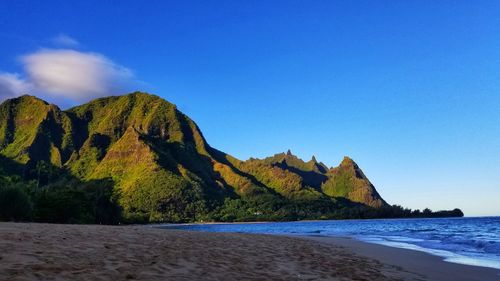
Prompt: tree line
<box><xmin>0</xmin><ymin>162</ymin><xmax>463</xmax><ymax>224</ymax></box>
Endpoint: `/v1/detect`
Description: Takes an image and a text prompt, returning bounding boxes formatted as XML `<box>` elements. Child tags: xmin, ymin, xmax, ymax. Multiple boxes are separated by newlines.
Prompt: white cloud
<box><xmin>51</xmin><ymin>34</ymin><xmax>80</xmax><ymax>47</ymax></box>
<box><xmin>0</xmin><ymin>72</ymin><xmax>31</xmax><ymax>101</ymax></box>
<box><xmin>0</xmin><ymin>35</ymin><xmax>139</xmax><ymax>105</ymax></box>
<box><xmin>21</xmin><ymin>49</ymin><xmax>135</xmax><ymax>102</ymax></box>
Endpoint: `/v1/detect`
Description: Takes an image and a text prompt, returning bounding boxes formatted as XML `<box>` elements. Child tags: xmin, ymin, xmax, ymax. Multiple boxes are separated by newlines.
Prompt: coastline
<box><xmin>1</xmin><ymin>222</ymin><xmax>498</xmax><ymax>281</ymax></box>
<box><xmin>301</xmin><ymin>235</ymin><xmax>500</xmax><ymax>281</ymax></box>
<box><xmin>161</xmin><ymin>217</ymin><xmax>500</xmax><ymax>272</ymax></box>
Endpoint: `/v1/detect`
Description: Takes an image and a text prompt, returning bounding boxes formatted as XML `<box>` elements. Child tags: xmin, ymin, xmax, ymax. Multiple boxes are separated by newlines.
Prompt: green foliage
<box><xmin>119</xmin><ymin>170</ymin><xmax>209</xmax><ymax>223</ymax></box>
<box><xmin>0</xmin><ymin>95</ymin><xmax>75</xmax><ymax>168</ymax></box>
<box><xmin>241</xmin><ymin>152</ymin><xmax>386</xmax><ymax>207</ymax></box>
<box><xmin>0</xmin><ymin>184</ymin><xmax>34</xmax><ymax>221</ymax></box>
<box><xmin>211</xmin><ymin>195</ymin><xmax>345</xmax><ymax>222</ymax></box>
<box><xmin>320</xmin><ymin>157</ymin><xmax>386</xmax><ymax>207</ymax></box>
<box><xmin>323</xmin><ymin>205</ymin><xmax>464</xmax><ymax>220</ymax></box>
<box><xmin>0</xmin><ymin>93</ymin><xmax>464</xmax><ymax>224</ymax></box>
<box><xmin>0</xmin><ymin>166</ymin><xmax>122</xmax><ymax>224</ymax></box>
<box><xmin>68</xmin><ymin>92</ymin><xmax>185</xmax><ymax>143</ymax></box>
<box><xmin>0</xmin><ymin>96</ymin><xmax>51</xmax><ymax>162</ymax></box>
<box><xmin>32</xmin><ymin>187</ymin><xmax>91</xmax><ymax>223</ymax></box>
<box><xmin>321</xmin><ymin>172</ymin><xmax>352</xmax><ymax>198</ymax></box>
<box><xmin>30</xmin><ymin>180</ymin><xmax>121</xmax><ymax>224</ymax></box>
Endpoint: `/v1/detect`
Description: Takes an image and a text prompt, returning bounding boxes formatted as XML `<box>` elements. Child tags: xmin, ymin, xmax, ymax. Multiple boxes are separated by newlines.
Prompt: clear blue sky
<box><xmin>1</xmin><ymin>1</ymin><xmax>499</xmax><ymax>216</ymax></box>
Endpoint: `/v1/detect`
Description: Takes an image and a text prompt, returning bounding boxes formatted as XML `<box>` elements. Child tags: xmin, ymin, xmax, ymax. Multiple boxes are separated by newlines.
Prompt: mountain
<box><xmin>0</xmin><ymin>92</ymin><xmax>390</xmax><ymax>222</ymax></box>
<box><xmin>238</xmin><ymin>152</ymin><xmax>386</xmax><ymax>207</ymax></box>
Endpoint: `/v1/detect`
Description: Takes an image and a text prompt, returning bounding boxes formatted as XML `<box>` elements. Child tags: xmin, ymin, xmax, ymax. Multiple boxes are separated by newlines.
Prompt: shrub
<box><xmin>0</xmin><ymin>185</ymin><xmax>33</xmax><ymax>221</ymax></box>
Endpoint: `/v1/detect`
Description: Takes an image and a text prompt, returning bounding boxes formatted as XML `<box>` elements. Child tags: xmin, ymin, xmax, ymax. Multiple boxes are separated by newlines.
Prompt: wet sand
<box><xmin>0</xmin><ymin>222</ymin><xmax>498</xmax><ymax>280</ymax></box>
<box><xmin>304</xmin><ymin>236</ymin><xmax>499</xmax><ymax>281</ymax></box>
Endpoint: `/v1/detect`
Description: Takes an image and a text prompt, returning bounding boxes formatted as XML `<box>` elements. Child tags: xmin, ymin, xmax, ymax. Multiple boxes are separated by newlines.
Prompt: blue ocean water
<box><xmin>162</xmin><ymin>217</ymin><xmax>500</xmax><ymax>270</ymax></box>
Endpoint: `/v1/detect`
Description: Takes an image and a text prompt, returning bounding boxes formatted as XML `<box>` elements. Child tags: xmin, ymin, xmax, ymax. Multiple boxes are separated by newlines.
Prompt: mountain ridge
<box><xmin>0</xmin><ymin>92</ymin><xmax>463</xmax><ymax>223</ymax></box>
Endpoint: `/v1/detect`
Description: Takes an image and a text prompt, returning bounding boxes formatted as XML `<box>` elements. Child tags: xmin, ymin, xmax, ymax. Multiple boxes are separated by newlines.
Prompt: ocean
<box><xmin>163</xmin><ymin>216</ymin><xmax>500</xmax><ymax>270</ymax></box>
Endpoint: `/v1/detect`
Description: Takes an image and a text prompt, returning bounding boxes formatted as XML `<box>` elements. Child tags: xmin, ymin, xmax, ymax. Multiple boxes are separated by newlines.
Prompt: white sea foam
<box><xmin>358</xmin><ymin>235</ymin><xmax>500</xmax><ymax>270</ymax></box>
<box><xmin>163</xmin><ymin>217</ymin><xmax>500</xmax><ymax>271</ymax></box>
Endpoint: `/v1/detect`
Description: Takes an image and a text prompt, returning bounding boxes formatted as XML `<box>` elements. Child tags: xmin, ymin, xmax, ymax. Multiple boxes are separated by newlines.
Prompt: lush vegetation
<box><xmin>0</xmin><ymin>183</ymin><xmax>33</xmax><ymax>221</ymax></box>
<box><xmin>0</xmin><ymin>170</ymin><xmax>463</xmax><ymax>224</ymax></box>
<box><xmin>0</xmin><ymin>164</ymin><xmax>121</xmax><ymax>224</ymax></box>
<box><xmin>211</xmin><ymin>197</ymin><xmax>463</xmax><ymax>222</ymax></box>
<box><xmin>239</xmin><ymin>154</ymin><xmax>386</xmax><ymax>208</ymax></box>
<box><xmin>0</xmin><ymin>93</ymin><xmax>464</xmax><ymax>224</ymax></box>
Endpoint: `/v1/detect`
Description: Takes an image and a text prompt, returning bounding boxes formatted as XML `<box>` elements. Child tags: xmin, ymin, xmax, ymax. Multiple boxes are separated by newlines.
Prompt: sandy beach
<box><xmin>0</xmin><ymin>222</ymin><xmax>498</xmax><ymax>281</ymax></box>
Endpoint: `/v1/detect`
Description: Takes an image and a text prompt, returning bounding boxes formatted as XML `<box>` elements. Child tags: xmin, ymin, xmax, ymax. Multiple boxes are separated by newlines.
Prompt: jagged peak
<box><xmin>333</xmin><ymin>156</ymin><xmax>371</xmax><ymax>181</ymax></box>
<box><xmin>340</xmin><ymin>156</ymin><xmax>357</xmax><ymax>167</ymax></box>
<box><xmin>0</xmin><ymin>92</ymin><xmax>392</xmax><ymax>215</ymax></box>
<box><xmin>255</xmin><ymin>151</ymin><xmax>331</xmax><ymax>175</ymax></box>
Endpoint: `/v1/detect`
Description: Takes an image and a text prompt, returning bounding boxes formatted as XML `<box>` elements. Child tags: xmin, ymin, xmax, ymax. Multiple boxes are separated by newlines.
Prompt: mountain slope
<box><xmin>0</xmin><ymin>92</ymin><xmax>388</xmax><ymax>221</ymax></box>
<box><xmin>238</xmin><ymin>151</ymin><xmax>386</xmax><ymax>207</ymax></box>
<box><xmin>64</xmin><ymin>93</ymin><xmax>275</xmax><ymax>220</ymax></box>
<box><xmin>0</xmin><ymin>95</ymin><xmax>75</xmax><ymax>172</ymax></box>
<box><xmin>322</xmin><ymin>157</ymin><xmax>386</xmax><ymax>207</ymax></box>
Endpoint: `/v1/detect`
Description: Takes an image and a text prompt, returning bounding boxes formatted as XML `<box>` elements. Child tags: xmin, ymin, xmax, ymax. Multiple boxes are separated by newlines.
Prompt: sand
<box><xmin>305</xmin><ymin>236</ymin><xmax>499</xmax><ymax>281</ymax></box>
<box><xmin>0</xmin><ymin>222</ymin><xmax>498</xmax><ymax>281</ymax></box>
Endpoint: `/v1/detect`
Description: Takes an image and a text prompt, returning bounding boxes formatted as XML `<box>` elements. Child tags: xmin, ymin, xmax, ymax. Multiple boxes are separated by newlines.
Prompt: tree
<box><xmin>422</xmin><ymin>208</ymin><xmax>433</xmax><ymax>216</ymax></box>
<box><xmin>0</xmin><ymin>185</ymin><xmax>33</xmax><ymax>221</ymax></box>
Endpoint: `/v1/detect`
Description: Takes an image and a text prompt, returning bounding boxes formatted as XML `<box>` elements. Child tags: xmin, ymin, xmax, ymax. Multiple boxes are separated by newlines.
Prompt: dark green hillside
<box><xmin>64</xmin><ymin>93</ymin><xmax>274</xmax><ymax>221</ymax></box>
<box><xmin>0</xmin><ymin>93</ymin><xmax>462</xmax><ymax>223</ymax></box>
<box><xmin>239</xmin><ymin>151</ymin><xmax>386</xmax><ymax>207</ymax></box>
<box><xmin>0</xmin><ymin>95</ymin><xmax>74</xmax><ymax>170</ymax></box>
<box><xmin>321</xmin><ymin>157</ymin><xmax>386</xmax><ymax>207</ymax></box>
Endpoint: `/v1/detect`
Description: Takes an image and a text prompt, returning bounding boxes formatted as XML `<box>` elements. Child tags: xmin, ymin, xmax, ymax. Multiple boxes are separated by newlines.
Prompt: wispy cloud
<box><xmin>51</xmin><ymin>34</ymin><xmax>79</xmax><ymax>47</ymax></box>
<box><xmin>0</xmin><ymin>35</ymin><xmax>138</xmax><ymax>104</ymax></box>
<box><xmin>0</xmin><ymin>72</ymin><xmax>31</xmax><ymax>101</ymax></box>
<box><xmin>22</xmin><ymin>49</ymin><xmax>135</xmax><ymax>102</ymax></box>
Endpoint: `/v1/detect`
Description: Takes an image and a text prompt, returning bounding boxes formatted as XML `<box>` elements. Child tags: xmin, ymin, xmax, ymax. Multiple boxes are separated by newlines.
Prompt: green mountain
<box><xmin>1</xmin><ymin>92</ymin><xmax>459</xmax><ymax>223</ymax></box>
<box><xmin>238</xmin><ymin>152</ymin><xmax>386</xmax><ymax>207</ymax></box>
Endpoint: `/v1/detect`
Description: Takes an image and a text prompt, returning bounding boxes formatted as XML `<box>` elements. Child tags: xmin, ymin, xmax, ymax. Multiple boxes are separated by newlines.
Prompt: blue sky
<box><xmin>1</xmin><ymin>1</ymin><xmax>499</xmax><ymax>216</ymax></box>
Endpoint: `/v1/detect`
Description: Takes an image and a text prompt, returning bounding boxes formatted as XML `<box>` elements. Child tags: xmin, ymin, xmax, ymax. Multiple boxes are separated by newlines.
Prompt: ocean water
<box><xmin>162</xmin><ymin>217</ymin><xmax>500</xmax><ymax>270</ymax></box>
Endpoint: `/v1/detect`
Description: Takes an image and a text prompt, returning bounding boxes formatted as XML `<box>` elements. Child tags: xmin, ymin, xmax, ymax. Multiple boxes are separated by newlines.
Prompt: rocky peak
<box><xmin>340</xmin><ymin>156</ymin><xmax>356</xmax><ymax>167</ymax></box>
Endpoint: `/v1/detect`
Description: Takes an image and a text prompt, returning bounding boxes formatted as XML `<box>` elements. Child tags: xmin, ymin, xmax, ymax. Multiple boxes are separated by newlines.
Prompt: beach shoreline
<box><xmin>300</xmin><ymin>235</ymin><xmax>499</xmax><ymax>281</ymax></box>
<box><xmin>0</xmin><ymin>222</ymin><xmax>498</xmax><ymax>281</ymax></box>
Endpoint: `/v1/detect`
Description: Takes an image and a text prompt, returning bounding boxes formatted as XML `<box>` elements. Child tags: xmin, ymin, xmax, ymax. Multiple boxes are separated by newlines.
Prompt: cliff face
<box><xmin>322</xmin><ymin>157</ymin><xmax>386</xmax><ymax>208</ymax></box>
<box><xmin>0</xmin><ymin>92</ymin><xmax>388</xmax><ymax>220</ymax></box>
<box><xmin>0</xmin><ymin>95</ymin><xmax>74</xmax><ymax>169</ymax></box>
<box><xmin>239</xmin><ymin>152</ymin><xmax>386</xmax><ymax>207</ymax></box>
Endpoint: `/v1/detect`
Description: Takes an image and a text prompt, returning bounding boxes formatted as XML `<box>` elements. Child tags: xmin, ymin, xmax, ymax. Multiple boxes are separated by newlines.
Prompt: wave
<box><xmin>407</xmin><ymin>228</ymin><xmax>436</xmax><ymax>232</ymax></box>
<box><xmin>357</xmin><ymin>236</ymin><xmax>500</xmax><ymax>270</ymax></box>
<box><xmin>163</xmin><ymin>216</ymin><xmax>500</xmax><ymax>271</ymax></box>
